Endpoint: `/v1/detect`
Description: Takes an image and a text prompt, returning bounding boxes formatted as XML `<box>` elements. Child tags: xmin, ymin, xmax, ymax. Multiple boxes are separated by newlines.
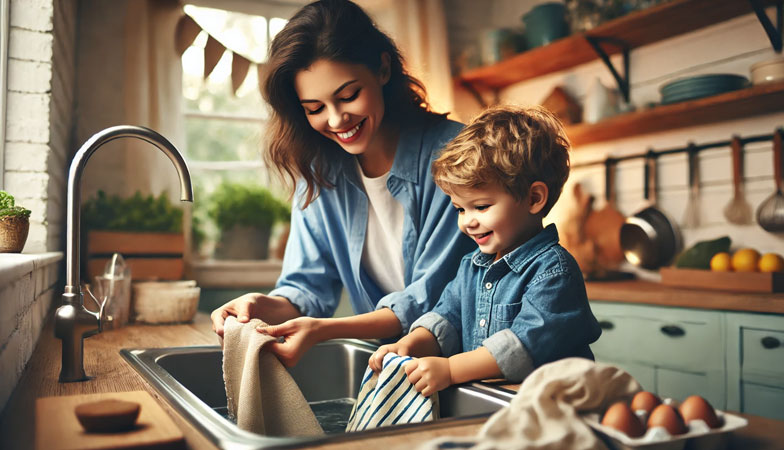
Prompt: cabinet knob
<box><xmin>660</xmin><ymin>325</ymin><xmax>685</xmax><ymax>337</ymax></box>
<box><xmin>761</xmin><ymin>336</ymin><xmax>781</xmax><ymax>349</ymax></box>
<box><xmin>598</xmin><ymin>320</ymin><xmax>614</xmax><ymax>330</ymax></box>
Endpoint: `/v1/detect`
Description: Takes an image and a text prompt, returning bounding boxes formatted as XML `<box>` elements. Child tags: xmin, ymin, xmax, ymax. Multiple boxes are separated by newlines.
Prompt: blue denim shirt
<box><xmin>410</xmin><ymin>224</ymin><xmax>601</xmax><ymax>382</ymax></box>
<box><xmin>268</xmin><ymin>118</ymin><xmax>475</xmax><ymax>332</ymax></box>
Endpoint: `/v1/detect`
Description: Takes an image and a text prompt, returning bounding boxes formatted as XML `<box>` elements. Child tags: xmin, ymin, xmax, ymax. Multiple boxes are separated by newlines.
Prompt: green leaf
<box><xmin>0</xmin><ymin>191</ymin><xmax>31</xmax><ymax>218</ymax></box>
<box><xmin>206</xmin><ymin>182</ymin><xmax>291</xmax><ymax>230</ymax></box>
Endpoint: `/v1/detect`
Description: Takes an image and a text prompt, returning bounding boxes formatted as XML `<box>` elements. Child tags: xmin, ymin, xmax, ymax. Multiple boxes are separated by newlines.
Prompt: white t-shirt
<box><xmin>358</xmin><ymin>162</ymin><xmax>406</xmax><ymax>294</ymax></box>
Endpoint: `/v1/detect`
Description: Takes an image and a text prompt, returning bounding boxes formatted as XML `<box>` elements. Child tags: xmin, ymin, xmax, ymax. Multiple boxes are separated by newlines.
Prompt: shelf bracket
<box><xmin>459</xmin><ymin>80</ymin><xmax>499</xmax><ymax>109</ymax></box>
<box><xmin>585</xmin><ymin>36</ymin><xmax>630</xmax><ymax>103</ymax></box>
<box><xmin>749</xmin><ymin>0</ymin><xmax>783</xmax><ymax>52</ymax></box>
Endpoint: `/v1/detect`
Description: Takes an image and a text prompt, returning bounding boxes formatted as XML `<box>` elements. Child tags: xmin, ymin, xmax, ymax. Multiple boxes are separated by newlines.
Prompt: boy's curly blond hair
<box><xmin>432</xmin><ymin>104</ymin><xmax>570</xmax><ymax>216</ymax></box>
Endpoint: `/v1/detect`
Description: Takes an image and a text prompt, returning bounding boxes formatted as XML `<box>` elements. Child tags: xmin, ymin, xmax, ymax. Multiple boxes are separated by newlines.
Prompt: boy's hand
<box><xmin>404</xmin><ymin>357</ymin><xmax>451</xmax><ymax>397</ymax></box>
<box><xmin>369</xmin><ymin>343</ymin><xmax>410</xmax><ymax>373</ymax></box>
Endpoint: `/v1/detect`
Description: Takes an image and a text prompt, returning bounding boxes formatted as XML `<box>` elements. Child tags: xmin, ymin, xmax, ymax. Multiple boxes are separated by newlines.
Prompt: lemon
<box><xmin>731</xmin><ymin>248</ymin><xmax>761</xmax><ymax>272</ymax></box>
<box><xmin>758</xmin><ymin>253</ymin><xmax>784</xmax><ymax>273</ymax></box>
<box><xmin>710</xmin><ymin>252</ymin><xmax>732</xmax><ymax>271</ymax></box>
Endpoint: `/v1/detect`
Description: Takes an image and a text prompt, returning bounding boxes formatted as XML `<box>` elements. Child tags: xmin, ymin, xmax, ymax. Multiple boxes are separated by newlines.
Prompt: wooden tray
<box><xmin>660</xmin><ymin>267</ymin><xmax>784</xmax><ymax>293</ymax></box>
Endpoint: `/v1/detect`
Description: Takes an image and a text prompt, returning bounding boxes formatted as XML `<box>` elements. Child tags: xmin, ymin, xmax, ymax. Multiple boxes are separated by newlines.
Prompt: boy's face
<box><xmin>449</xmin><ymin>183</ymin><xmax>543</xmax><ymax>261</ymax></box>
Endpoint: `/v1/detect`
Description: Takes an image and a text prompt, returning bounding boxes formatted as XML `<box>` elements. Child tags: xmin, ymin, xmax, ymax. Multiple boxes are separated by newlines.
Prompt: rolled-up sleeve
<box><xmin>483</xmin><ymin>329</ymin><xmax>535</xmax><ymax>382</ymax></box>
<box><xmin>410</xmin><ymin>312</ymin><xmax>461</xmax><ymax>357</ymax></box>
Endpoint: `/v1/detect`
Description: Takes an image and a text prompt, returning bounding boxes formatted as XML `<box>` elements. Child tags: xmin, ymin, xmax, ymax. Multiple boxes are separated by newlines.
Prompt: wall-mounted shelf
<box><xmin>565</xmin><ymin>81</ymin><xmax>784</xmax><ymax>146</ymax></box>
<box><xmin>457</xmin><ymin>0</ymin><xmax>777</xmax><ymax>90</ymax></box>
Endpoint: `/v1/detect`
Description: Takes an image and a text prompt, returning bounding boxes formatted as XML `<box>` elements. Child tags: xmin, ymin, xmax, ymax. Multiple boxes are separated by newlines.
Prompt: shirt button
<box><xmin>485</xmin><ymin>282</ymin><xmax>492</xmax><ymax>290</ymax></box>
<box><xmin>479</xmin><ymin>319</ymin><xmax>486</xmax><ymax>327</ymax></box>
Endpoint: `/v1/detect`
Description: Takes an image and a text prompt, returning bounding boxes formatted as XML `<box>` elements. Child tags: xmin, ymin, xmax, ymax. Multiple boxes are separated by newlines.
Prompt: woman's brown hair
<box><xmin>263</xmin><ymin>0</ymin><xmax>439</xmax><ymax>207</ymax></box>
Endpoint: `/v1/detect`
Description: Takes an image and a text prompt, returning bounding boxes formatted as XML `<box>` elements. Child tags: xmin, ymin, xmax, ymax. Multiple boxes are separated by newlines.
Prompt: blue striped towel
<box><xmin>345</xmin><ymin>353</ymin><xmax>439</xmax><ymax>431</ymax></box>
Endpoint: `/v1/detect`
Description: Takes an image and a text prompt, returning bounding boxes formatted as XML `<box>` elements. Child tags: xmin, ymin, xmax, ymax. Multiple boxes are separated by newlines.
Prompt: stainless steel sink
<box><xmin>121</xmin><ymin>339</ymin><xmax>514</xmax><ymax>449</ymax></box>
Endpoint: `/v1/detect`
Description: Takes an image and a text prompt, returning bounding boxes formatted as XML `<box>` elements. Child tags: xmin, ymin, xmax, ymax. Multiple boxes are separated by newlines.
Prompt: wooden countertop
<box><xmin>586</xmin><ymin>280</ymin><xmax>784</xmax><ymax>314</ymax></box>
<box><xmin>1</xmin><ymin>313</ymin><xmax>783</xmax><ymax>449</ymax></box>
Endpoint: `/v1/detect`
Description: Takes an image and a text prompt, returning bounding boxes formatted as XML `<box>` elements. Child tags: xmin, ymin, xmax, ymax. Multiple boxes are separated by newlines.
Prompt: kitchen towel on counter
<box><xmin>419</xmin><ymin>357</ymin><xmax>641</xmax><ymax>450</ymax></box>
<box><xmin>222</xmin><ymin>316</ymin><xmax>323</xmax><ymax>436</ymax></box>
<box><xmin>346</xmin><ymin>352</ymin><xmax>439</xmax><ymax>431</ymax></box>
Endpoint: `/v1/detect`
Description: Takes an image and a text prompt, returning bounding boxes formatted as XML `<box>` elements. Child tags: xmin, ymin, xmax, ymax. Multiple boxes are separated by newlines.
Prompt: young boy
<box><xmin>368</xmin><ymin>105</ymin><xmax>602</xmax><ymax>397</ymax></box>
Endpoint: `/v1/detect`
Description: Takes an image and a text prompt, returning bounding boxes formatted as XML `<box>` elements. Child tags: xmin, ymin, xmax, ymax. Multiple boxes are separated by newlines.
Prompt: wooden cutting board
<box><xmin>660</xmin><ymin>267</ymin><xmax>784</xmax><ymax>293</ymax></box>
<box><xmin>35</xmin><ymin>390</ymin><xmax>185</xmax><ymax>450</ymax></box>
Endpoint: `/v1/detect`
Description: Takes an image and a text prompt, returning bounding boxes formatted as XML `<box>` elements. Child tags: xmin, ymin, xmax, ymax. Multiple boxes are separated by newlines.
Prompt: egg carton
<box><xmin>582</xmin><ymin>403</ymin><xmax>748</xmax><ymax>450</ymax></box>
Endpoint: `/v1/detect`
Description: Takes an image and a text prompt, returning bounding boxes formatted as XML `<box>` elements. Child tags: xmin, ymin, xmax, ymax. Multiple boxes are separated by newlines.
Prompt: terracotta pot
<box><xmin>0</xmin><ymin>215</ymin><xmax>30</xmax><ymax>253</ymax></box>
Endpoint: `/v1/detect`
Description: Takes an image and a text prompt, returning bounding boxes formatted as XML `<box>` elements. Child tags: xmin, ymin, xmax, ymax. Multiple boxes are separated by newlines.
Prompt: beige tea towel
<box><xmin>420</xmin><ymin>357</ymin><xmax>641</xmax><ymax>450</ymax></box>
<box><xmin>222</xmin><ymin>316</ymin><xmax>324</xmax><ymax>436</ymax></box>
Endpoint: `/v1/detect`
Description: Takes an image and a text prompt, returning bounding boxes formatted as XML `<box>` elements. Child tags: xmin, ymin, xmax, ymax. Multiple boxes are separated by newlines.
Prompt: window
<box><xmin>181</xmin><ymin>4</ymin><xmax>290</xmax><ymax>261</ymax></box>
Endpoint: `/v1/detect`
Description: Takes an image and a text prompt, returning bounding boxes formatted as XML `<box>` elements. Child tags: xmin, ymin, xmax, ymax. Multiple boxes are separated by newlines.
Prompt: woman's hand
<box><xmin>404</xmin><ymin>357</ymin><xmax>452</xmax><ymax>397</ymax></box>
<box><xmin>257</xmin><ymin>317</ymin><xmax>323</xmax><ymax>367</ymax></box>
<box><xmin>210</xmin><ymin>293</ymin><xmax>301</xmax><ymax>338</ymax></box>
<box><xmin>369</xmin><ymin>343</ymin><xmax>411</xmax><ymax>373</ymax></box>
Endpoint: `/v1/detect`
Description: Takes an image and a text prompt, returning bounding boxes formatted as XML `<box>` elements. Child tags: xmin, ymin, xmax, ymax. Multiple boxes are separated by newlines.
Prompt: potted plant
<box><xmin>208</xmin><ymin>182</ymin><xmax>290</xmax><ymax>260</ymax></box>
<box><xmin>0</xmin><ymin>191</ymin><xmax>31</xmax><ymax>253</ymax></box>
<box><xmin>82</xmin><ymin>190</ymin><xmax>185</xmax><ymax>280</ymax></box>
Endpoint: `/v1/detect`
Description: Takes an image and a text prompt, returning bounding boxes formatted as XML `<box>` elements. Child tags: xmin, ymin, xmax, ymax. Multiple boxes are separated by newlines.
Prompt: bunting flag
<box><xmin>174</xmin><ymin>13</ymin><xmax>262</xmax><ymax>96</ymax></box>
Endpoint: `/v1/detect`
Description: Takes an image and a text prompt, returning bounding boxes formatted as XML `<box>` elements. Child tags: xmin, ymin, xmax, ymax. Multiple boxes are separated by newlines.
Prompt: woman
<box><xmin>210</xmin><ymin>0</ymin><xmax>474</xmax><ymax>366</ymax></box>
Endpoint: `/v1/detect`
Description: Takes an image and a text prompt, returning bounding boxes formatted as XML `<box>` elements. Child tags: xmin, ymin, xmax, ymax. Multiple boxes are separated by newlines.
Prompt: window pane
<box><xmin>184</xmin><ymin>117</ymin><xmax>265</xmax><ymax>162</ymax></box>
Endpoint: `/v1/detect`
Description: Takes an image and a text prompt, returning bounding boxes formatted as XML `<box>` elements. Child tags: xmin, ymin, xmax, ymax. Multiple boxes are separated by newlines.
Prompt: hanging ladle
<box><xmin>756</xmin><ymin>129</ymin><xmax>784</xmax><ymax>232</ymax></box>
<box><xmin>723</xmin><ymin>136</ymin><xmax>752</xmax><ymax>225</ymax></box>
<box><xmin>682</xmin><ymin>143</ymin><xmax>700</xmax><ymax>229</ymax></box>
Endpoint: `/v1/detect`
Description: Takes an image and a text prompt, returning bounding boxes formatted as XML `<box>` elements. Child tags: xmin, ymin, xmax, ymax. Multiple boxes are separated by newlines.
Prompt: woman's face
<box><xmin>294</xmin><ymin>58</ymin><xmax>389</xmax><ymax>156</ymax></box>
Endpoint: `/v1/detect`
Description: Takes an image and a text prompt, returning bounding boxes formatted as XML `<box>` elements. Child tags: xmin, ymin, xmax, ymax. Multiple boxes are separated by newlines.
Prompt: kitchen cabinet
<box><xmin>725</xmin><ymin>311</ymin><xmax>784</xmax><ymax>421</ymax></box>
<box><xmin>456</xmin><ymin>0</ymin><xmax>784</xmax><ymax>146</ymax></box>
<box><xmin>589</xmin><ymin>301</ymin><xmax>726</xmax><ymax>408</ymax></box>
<box><xmin>591</xmin><ymin>300</ymin><xmax>784</xmax><ymax>420</ymax></box>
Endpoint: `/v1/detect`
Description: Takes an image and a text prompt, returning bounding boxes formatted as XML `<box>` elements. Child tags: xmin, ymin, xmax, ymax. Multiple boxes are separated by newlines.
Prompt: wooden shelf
<box><xmin>458</xmin><ymin>0</ymin><xmax>775</xmax><ymax>90</ymax></box>
<box><xmin>565</xmin><ymin>80</ymin><xmax>784</xmax><ymax>146</ymax></box>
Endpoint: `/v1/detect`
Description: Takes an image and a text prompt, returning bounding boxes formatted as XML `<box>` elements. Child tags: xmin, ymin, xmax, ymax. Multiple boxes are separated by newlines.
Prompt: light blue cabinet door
<box><xmin>655</xmin><ymin>367</ymin><xmax>725</xmax><ymax>409</ymax></box>
<box><xmin>593</xmin><ymin>357</ymin><xmax>656</xmax><ymax>392</ymax></box>
<box><xmin>741</xmin><ymin>383</ymin><xmax>784</xmax><ymax>421</ymax></box>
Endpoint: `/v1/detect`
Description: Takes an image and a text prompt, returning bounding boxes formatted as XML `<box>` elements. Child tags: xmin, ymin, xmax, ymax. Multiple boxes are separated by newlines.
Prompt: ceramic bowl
<box><xmin>750</xmin><ymin>56</ymin><xmax>784</xmax><ymax>85</ymax></box>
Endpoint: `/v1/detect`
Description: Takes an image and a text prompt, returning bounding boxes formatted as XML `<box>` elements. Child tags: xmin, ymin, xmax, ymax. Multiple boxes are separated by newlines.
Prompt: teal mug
<box><xmin>522</xmin><ymin>2</ymin><xmax>569</xmax><ymax>48</ymax></box>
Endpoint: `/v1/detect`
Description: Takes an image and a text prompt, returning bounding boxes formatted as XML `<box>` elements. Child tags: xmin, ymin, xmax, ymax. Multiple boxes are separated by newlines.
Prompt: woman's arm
<box><xmin>260</xmin><ymin>308</ymin><xmax>404</xmax><ymax>367</ymax></box>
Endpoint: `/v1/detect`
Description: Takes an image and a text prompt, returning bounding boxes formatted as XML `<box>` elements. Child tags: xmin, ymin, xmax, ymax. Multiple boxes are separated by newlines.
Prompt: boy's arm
<box><xmin>405</xmin><ymin>347</ymin><xmax>501</xmax><ymax>397</ymax></box>
<box><xmin>448</xmin><ymin>347</ymin><xmax>502</xmax><ymax>384</ymax></box>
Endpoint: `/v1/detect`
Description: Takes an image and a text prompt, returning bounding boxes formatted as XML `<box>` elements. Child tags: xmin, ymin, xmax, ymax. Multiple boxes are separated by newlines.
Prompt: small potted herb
<box><xmin>208</xmin><ymin>182</ymin><xmax>290</xmax><ymax>260</ymax></box>
<box><xmin>82</xmin><ymin>190</ymin><xmax>185</xmax><ymax>280</ymax></box>
<box><xmin>0</xmin><ymin>191</ymin><xmax>31</xmax><ymax>253</ymax></box>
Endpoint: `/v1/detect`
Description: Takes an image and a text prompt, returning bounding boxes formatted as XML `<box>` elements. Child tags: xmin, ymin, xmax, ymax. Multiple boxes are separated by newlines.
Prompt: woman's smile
<box><xmin>334</xmin><ymin>118</ymin><xmax>366</xmax><ymax>143</ymax></box>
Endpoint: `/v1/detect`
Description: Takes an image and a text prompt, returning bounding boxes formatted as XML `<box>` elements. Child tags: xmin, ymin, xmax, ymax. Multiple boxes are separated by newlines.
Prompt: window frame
<box><xmin>0</xmin><ymin>0</ymin><xmax>10</xmax><ymax>189</ymax></box>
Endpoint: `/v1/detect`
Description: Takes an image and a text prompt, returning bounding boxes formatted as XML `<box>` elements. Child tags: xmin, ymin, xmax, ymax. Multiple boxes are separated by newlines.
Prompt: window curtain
<box><xmin>122</xmin><ymin>0</ymin><xmax>185</xmax><ymax>199</ymax></box>
<box><xmin>358</xmin><ymin>0</ymin><xmax>454</xmax><ymax>116</ymax></box>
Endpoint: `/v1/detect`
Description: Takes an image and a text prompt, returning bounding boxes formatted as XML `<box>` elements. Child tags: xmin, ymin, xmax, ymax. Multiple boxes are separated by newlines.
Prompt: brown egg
<box><xmin>647</xmin><ymin>404</ymin><xmax>688</xmax><ymax>435</ymax></box>
<box><xmin>601</xmin><ymin>401</ymin><xmax>646</xmax><ymax>437</ymax></box>
<box><xmin>631</xmin><ymin>391</ymin><xmax>662</xmax><ymax>415</ymax></box>
<box><xmin>679</xmin><ymin>395</ymin><xmax>721</xmax><ymax>428</ymax></box>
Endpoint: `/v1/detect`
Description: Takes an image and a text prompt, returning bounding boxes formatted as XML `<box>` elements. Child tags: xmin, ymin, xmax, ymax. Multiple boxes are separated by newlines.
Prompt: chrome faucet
<box><xmin>55</xmin><ymin>125</ymin><xmax>193</xmax><ymax>382</ymax></box>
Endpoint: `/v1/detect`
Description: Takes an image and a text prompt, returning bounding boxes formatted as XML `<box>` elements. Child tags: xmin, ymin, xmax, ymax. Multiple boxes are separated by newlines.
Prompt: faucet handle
<box><xmin>84</xmin><ymin>285</ymin><xmax>107</xmax><ymax>333</ymax></box>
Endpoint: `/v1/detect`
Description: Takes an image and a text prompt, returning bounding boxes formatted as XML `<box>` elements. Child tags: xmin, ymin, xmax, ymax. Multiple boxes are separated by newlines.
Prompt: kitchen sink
<box><xmin>121</xmin><ymin>339</ymin><xmax>514</xmax><ymax>449</ymax></box>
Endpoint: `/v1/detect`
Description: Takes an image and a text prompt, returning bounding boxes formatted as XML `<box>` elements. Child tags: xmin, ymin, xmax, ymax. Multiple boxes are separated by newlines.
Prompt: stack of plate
<box><xmin>660</xmin><ymin>74</ymin><xmax>749</xmax><ymax>105</ymax></box>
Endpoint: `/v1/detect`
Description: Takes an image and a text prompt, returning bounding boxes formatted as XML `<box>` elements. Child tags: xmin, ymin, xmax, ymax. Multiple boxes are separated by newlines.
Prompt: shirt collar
<box><xmin>329</xmin><ymin>123</ymin><xmax>423</xmax><ymax>187</ymax></box>
<box><xmin>471</xmin><ymin>223</ymin><xmax>560</xmax><ymax>273</ymax></box>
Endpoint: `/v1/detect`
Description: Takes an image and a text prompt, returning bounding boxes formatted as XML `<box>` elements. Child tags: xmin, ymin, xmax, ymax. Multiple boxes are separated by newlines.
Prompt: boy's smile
<box><xmin>449</xmin><ymin>183</ymin><xmax>544</xmax><ymax>261</ymax></box>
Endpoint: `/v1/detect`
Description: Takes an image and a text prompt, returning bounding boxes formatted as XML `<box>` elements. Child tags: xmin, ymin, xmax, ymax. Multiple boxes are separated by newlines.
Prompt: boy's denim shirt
<box><xmin>268</xmin><ymin>118</ymin><xmax>475</xmax><ymax>333</ymax></box>
<box><xmin>410</xmin><ymin>224</ymin><xmax>602</xmax><ymax>382</ymax></box>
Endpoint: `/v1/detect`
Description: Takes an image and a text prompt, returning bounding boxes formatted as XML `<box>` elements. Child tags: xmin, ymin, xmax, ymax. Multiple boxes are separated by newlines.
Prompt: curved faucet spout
<box><xmin>58</xmin><ymin>125</ymin><xmax>193</xmax><ymax>382</ymax></box>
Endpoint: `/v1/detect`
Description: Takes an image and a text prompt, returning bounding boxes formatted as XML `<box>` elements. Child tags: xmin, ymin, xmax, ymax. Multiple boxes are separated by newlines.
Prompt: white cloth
<box><xmin>346</xmin><ymin>353</ymin><xmax>439</xmax><ymax>431</ymax></box>
<box><xmin>420</xmin><ymin>358</ymin><xmax>642</xmax><ymax>450</ymax></box>
<box><xmin>221</xmin><ymin>316</ymin><xmax>324</xmax><ymax>436</ymax></box>
<box><xmin>359</xmin><ymin>163</ymin><xmax>406</xmax><ymax>294</ymax></box>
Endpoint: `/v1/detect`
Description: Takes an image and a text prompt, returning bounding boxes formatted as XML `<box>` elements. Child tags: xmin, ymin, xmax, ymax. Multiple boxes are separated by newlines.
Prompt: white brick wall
<box><xmin>0</xmin><ymin>254</ymin><xmax>62</xmax><ymax>412</ymax></box>
<box><xmin>0</xmin><ymin>0</ymin><xmax>76</xmax><ymax>414</ymax></box>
